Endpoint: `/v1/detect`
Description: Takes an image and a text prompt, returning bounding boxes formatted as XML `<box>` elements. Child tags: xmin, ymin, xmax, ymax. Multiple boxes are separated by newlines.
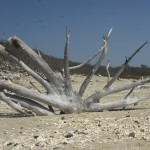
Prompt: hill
<box><xmin>0</xmin><ymin>40</ymin><xmax>150</xmax><ymax>79</ymax></box>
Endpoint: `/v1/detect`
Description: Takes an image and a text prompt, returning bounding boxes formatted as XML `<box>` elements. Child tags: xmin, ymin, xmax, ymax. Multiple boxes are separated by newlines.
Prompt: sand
<box><xmin>0</xmin><ymin>74</ymin><xmax>150</xmax><ymax>150</ymax></box>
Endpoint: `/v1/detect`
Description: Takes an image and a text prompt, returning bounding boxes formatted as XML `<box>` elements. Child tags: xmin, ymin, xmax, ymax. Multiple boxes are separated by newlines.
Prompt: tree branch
<box><xmin>84</xmin><ymin>96</ymin><xmax>150</xmax><ymax>112</ymax></box>
<box><xmin>0</xmin><ymin>44</ymin><xmax>54</xmax><ymax>94</ymax></box>
<box><xmin>85</xmin><ymin>78</ymin><xmax>150</xmax><ymax>103</ymax></box>
<box><xmin>124</xmin><ymin>87</ymin><xmax>135</xmax><ymax>99</ymax></box>
<box><xmin>104</xmin><ymin>41</ymin><xmax>148</xmax><ymax>90</ymax></box>
<box><xmin>0</xmin><ymin>92</ymin><xmax>31</xmax><ymax>115</ymax></box>
<box><xmin>5</xmin><ymin>93</ymin><xmax>54</xmax><ymax>115</ymax></box>
<box><xmin>6</xmin><ymin>36</ymin><xmax>63</xmax><ymax>89</ymax></box>
<box><xmin>63</xmin><ymin>30</ymin><xmax>73</xmax><ymax>95</ymax></box>
<box><xmin>0</xmin><ymin>81</ymin><xmax>69</xmax><ymax>110</ymax></box>
<box><xmin>106</xmin><ymin>58</ymin><xmax>111</xmax><ymax>83</ymax></box>
<box><xmin>123</xmin><ymin>87</ymin><xmax>135</xmax><ymax>109</ymax></box>
<box><xmin>68</xmin><ymin>48</ymin><xmax>102</xmax><ymax>70</ymax></box>
<box><xmin>78</xmin><ymin>28</ymin><xmax>112</xmax><ymax>97</ymax></box>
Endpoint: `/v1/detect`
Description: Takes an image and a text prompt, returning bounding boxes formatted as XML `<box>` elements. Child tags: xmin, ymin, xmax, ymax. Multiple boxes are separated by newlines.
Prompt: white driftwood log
<box><xmin>0</xmin><ymin>28</ymin><xmax>149</xmax><ymax>116</ymax></box>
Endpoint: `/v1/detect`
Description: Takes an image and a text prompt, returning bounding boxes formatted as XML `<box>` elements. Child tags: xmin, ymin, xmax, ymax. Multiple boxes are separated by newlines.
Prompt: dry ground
<box><xmin>0</xmin><ymin>74</ymin><xmax>150</xmax><ymax>150</ymax></box>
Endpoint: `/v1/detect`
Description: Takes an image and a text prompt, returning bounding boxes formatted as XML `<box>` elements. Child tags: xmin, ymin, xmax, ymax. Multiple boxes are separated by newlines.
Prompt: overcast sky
<box><xmin>0</xmin><ymin>0</ymin><xmax>150</xmax><ymax>67</ymax></box>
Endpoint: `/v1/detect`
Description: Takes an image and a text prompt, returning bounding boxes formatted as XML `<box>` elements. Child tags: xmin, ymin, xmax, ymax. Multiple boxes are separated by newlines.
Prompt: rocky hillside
<box><xmin>0</xmin><ymin>40</ymin><xmax>150</xmax><ymax>79</ymax></box>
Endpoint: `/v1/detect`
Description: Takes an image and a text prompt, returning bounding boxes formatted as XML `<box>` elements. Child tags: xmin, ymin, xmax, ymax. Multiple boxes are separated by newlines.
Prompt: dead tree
<box><xmin>0</xmin><ymin>28</ymin><xmax>150</xmax><ymax>116</ymax></box>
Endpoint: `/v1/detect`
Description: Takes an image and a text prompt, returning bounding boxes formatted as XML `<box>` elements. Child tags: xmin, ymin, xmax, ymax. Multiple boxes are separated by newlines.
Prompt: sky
<box><xmin>0</xmin><ymin>0</ymin><xmax>150</xmax><ymax>67</ymax></box>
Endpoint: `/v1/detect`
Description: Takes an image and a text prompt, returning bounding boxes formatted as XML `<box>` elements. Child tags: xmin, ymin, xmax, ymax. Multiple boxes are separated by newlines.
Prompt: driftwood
<box><xmin>0</xmin><ymin>28</ymin><xmax>149</xmax><ymax>116</ymax></box>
